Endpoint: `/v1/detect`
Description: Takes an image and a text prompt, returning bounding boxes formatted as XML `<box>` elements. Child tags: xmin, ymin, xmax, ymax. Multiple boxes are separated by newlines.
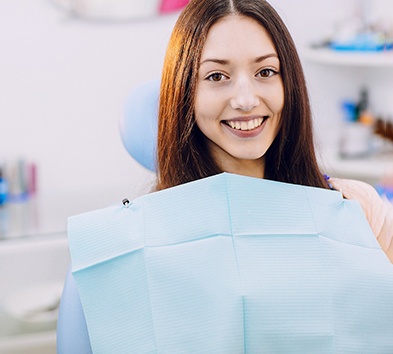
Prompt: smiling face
<box><xmin>194</xmin><ymin>15</ymin><xmax>284</xmax><ymax>178</ymax></box>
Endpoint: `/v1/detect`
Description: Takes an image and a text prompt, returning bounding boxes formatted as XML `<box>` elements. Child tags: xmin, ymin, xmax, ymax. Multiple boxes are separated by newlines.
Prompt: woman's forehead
<box><xmin>200</xmin><ymin>15</ymin><xmax>277</xmax><ymax>61</ymax></box>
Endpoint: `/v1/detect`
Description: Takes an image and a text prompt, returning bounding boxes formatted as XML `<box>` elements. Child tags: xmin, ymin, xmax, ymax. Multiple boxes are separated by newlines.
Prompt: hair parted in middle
<box><xmin>156</xmin><ymin>0</ymin><xmax>327</xmax><ymax>191</ymax></box>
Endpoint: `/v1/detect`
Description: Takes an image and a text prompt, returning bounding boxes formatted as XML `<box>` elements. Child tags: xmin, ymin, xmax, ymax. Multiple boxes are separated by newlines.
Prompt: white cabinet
<box><xmin>0</xmin><ymin>235</ymin><xmax>69</xmax><ymax>354</ymax></box>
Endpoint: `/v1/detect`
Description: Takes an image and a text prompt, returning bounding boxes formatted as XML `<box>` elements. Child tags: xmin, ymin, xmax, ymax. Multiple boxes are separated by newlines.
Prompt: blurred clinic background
<box><xmin>0</xmin><ymin>0</ymin><xmax>392</xmax><ymax>353</ymax></box>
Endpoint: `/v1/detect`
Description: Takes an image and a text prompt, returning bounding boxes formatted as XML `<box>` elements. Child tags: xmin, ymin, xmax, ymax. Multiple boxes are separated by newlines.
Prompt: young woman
<box><xmin>58</xmin><ymin>1</ymin><xmax>393</xmax><ymax>353</ymax></box>
<box><xmin>155</xmin><ymin>0</ymin><xmax>392</xmax><ymax>260</ymax></box>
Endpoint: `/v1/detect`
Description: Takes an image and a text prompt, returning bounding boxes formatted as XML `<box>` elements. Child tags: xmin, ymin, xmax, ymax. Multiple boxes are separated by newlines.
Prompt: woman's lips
<box><xmin>222</xmin><ymin>116</ymin><xmax>269</xmax><ymax>137</ymax></box>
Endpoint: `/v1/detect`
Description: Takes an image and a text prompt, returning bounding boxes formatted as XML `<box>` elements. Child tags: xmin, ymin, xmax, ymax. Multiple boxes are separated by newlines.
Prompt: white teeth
<box><xmin>228</xmin><ymin>121</ymin><xmax>236</xmax><ymax>129</ymax></box>
<box><xmin>241</xmin><ymin>121</ymin><xmax>248</xmax><ymax>130</ymax></box>
<box><xmin>226</xmin><ymin>117</ymin><xmax>266</xmax><ymax>131</ymax></box>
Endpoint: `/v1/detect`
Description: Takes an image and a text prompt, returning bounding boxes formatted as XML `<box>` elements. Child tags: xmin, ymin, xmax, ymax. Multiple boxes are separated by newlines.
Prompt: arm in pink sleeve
<box><xmin>329</xmin><ymin>177</ymin><xmax>393</xmax><ymax>263</ymax></box>
<box><xmin>378</xmin><ymin>196</ymin><xmax>393</xmax><ymax>262</ymax></box>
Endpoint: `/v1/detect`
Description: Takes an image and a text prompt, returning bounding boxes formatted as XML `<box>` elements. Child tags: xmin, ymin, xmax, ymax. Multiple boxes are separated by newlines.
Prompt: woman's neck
<box><xmin>218</xmin><ymin>157</ymin><xmax>265</xmax><ymax>179</ymax></box>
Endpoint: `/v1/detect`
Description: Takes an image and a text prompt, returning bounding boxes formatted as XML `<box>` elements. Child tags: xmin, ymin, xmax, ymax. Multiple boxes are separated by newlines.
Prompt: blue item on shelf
<box><xmin>0</xmin><ymin>168</ymin><xmax>8</xmax><ymax>206</ymax></box>
<box><xmin>330</xmin><ymin>32</ymin><xmax>393</xmax><ymax>52</ymax></box>
<box><xmin>341</xmin><ymin>100</ymin><xmax>357</xmax><ymax>122</ymax></box>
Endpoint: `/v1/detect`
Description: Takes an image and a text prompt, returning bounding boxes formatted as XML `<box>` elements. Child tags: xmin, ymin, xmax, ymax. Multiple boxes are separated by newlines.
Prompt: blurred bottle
<box><xmin>339</xmin><ymin>98</ymin><xmax>373</xmax><ymax>158</ymax></box>
<box><xmin>356</xmin><ymin>88</ymin><xmax>374</xmax><ymax>125</ymax></box>
<box><xmin>0</xmin><ymin>166</ymin><xmax>8</xmax><ymax>206</ymax></box>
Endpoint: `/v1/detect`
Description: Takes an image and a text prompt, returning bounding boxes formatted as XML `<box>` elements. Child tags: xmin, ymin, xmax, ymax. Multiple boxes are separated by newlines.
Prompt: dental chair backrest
<box><xmin>57</xmin><ymin>80</ymin><xmax>160</xmax><ymax>354</ymax></box>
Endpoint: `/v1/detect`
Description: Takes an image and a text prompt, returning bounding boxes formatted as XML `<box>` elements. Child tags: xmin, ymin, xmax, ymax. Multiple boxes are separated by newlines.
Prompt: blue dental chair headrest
<box><xmin>119</xmin><ymin>80</ymin><xmax>160</xmax><ymax>172</ymax></box>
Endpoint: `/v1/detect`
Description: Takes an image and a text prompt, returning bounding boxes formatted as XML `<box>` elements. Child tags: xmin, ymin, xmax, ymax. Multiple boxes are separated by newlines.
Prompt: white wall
<box><xmin>1</xmin><ymin>0</ymin><xmax>392</xmax><ymax>231</ymax></box>
<box><xmin>0</xmin><ymin>0</ymin><xmax>177</xmax><ymax>204</ymax></box>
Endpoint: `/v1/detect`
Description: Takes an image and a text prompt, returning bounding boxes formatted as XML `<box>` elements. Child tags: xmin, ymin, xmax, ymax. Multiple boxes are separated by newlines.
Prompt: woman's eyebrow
<box><xmin>199</xmin><ymin>53</ymin><xmax>279</xmax><ymax>67</ymax></box>
<box><xmin>199</xmin><ymin>58</ymin><xmax>229</xmax><ymax>66</ymax></box>
<box><xmin>254</xmin><ymin>53</ymin><xmax>279</xmax><ymax>63</ymax></box>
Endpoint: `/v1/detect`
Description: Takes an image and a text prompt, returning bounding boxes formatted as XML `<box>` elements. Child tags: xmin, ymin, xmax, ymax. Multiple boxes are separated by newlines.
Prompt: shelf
<box><xmin>301</xmin><ymin>47</ymin><xmax>393</xmax><ymax>68</ymax></box>
<box><xmin>319</xmin><ymin>149</ymin><xmax>393</xmax><ymax>183</ymax></box>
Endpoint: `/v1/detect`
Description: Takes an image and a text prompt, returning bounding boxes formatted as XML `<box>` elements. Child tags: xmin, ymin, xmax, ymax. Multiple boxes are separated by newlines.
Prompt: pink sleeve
<box><xmin>379</xmin><ymin>197</ymin><xmax>393</xmax><ymax>262</ymax></box>
<box><xmin>329</xmin><ymin>177</ymin><xmax>393</xmax><ymax>263</ymax></box>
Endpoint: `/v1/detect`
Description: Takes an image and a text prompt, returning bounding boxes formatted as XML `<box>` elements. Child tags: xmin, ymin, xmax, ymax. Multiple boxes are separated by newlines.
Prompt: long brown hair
<box><xmin>156</xmin><ymin>0</ymin><xmax>328</xmax><ymax>190</ymax></box>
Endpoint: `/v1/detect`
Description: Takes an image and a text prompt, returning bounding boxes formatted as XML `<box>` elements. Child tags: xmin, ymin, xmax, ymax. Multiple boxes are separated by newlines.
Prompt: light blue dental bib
<box><xmin>68</xmin><ymin>173</ymin><xmax>393</xmax><ymax>353</ymax></box>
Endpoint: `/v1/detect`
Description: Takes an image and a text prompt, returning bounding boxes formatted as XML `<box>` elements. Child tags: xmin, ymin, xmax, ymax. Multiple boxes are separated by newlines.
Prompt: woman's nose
<box><xmin>229</xmin><ymin>79</ymin><xmax>260</xmax><ymax>112</ymax></box>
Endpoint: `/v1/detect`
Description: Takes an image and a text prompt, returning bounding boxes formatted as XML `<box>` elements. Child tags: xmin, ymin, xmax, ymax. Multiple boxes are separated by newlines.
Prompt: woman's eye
<box><xmin>257</xmin><ymin>68</ymin><xmax>277</xmax><ymax>78</ymax></box>
<box><xmin>206</xmin><ymin>72</ymin><xmax>226</xmax><ymax>82</ymax></box>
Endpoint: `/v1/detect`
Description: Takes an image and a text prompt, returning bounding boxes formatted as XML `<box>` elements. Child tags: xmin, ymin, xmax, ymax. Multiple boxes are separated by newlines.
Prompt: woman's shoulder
<box><xmin>329</xmin><ymin>177</ymin><xmax>393</xmax><ymax>261</ymax></box>
<box><xmin>328</xmin><ymin>177</ymin><xmax>381</xmax><ymax>204</ymax></box>
<box><xmin>328</xmin><ymin>177</ymin><xmax>384</xmax><ymax>233</ymax></box>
